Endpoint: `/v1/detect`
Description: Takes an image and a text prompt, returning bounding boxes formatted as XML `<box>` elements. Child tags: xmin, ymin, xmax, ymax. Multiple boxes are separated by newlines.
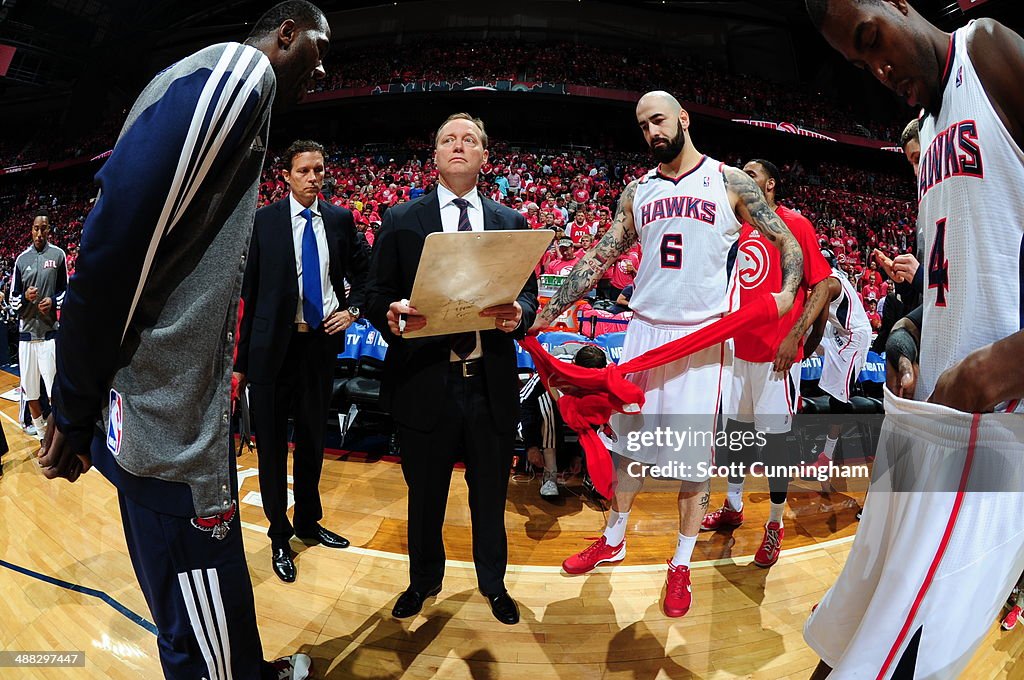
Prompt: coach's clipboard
<box><xmin>403</xmin><ymin>229</ymin><xmax>553</xmax><ymax>339</ymax></box>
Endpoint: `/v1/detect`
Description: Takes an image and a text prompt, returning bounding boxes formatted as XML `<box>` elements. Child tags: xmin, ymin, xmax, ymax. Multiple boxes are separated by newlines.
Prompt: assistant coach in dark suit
<box><xmin>366</xmin><ymin>113</ymin><xmax>538</xmax><ymax>625</ymax></box>
<box><xmin>235</xmin><ymin>140</ymin><xmax>369</xmax><ymax>583</ymax></box>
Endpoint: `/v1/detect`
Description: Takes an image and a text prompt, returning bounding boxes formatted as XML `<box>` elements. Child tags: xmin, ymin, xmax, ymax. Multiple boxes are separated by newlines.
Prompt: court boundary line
<box><xmin>0</xmin><ymin>559</ymin><xmax>158</xmax><ymax>635</ymax></box>
<box><xmin>239</xmin><ymin>519</ymin><xmax>856</xmax><ymax>572</ymax></box>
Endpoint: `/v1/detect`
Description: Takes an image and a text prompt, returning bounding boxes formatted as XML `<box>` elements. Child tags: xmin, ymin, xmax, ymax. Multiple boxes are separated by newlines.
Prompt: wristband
<box><xmin>885</xmin><ymin>327</ymin><xmax>919</xmax><ymax>371</ymax></box>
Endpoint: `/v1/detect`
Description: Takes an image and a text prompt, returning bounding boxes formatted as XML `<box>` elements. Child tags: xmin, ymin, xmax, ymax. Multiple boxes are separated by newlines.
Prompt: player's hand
<box><xmin>232</xmin><ymin>371</ymin><xmax>246</xmax><ymax>392</ymax></box>
<box><xmin>528</xmin><ymin>312</ymin><xmax>552</xmax><ymax>337</ymax></box>
<box><xmin>873</xmin><ymin>249</ymin><xmax>896</xmax><ymax>279</ymax></box>
<box><xmin>526</xmin><ymin>447</ymin><xmax>544</xmax><ymax>469</ymax></box>
<box><xmin>387</xmin><ymin>300</ymin><xmax>425</xmax><ymax>335</ymax></box>
<box><xmin>891</xmin><ymin>254</ymin><xmax>919</xmax><ymax>284</ymax></box>
<box><xmin>37</xmin><ymin>414</ymin><xmax>91</xmax><ymax>482</ymax></box>
<box><xmin>928</xmin><ymin>348</ymin><xmax>996</xmax><ymax>412</ymax></box>
<box><xmin>323</xmin><ymin>310</ymin><xmax>354</xmax><ymax>335</ymax></box>
<box><xmin>773</xmin><ymin>334</ymin><xmax>800</xmax><ymax>373</ymax></box>
<box><xmin>771</xmin><ymin>290</ymin><xmax>795</xmax><ymax>318</ymax></box>
<box><xmin>886</xmin><ymin>355</ymin><xmax>919</xmax><ymax>400</ymax></box>
<box><xmin>37</xmin><ymin>297</ymin><xmax>53</xmax><ymax>315</ymax></box>
<box><xmin>481</xmin><ymin>302</ymin><xmax>522</xmax><ymax>333</ymax></box>
<box><xmin>25</xmin><ymin>286</ymin><xmax>38</xmax><ymax>303</ymax></box>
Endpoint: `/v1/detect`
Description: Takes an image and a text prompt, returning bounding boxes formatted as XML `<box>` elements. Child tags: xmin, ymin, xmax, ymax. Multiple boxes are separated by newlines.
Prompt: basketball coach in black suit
<box><xmin>234</xmin><ymin>140</ymin><xmax>369</xmax><ymax>583</ymax></box>
<box><xmin>366</xmin><ymin>113</ymin><xmax>538</xmax><ymax>624</ymax></box>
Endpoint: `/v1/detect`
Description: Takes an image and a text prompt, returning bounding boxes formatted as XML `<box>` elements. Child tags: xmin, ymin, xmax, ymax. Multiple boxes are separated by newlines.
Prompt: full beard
<box><xmin>650</xmin><ymin>124</ymin><xmax>686</xmax><ymax>164</ymax></box>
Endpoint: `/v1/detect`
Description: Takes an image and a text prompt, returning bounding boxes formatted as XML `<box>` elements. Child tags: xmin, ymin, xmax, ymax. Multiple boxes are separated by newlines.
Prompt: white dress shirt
<box><xmin>436</xmin><ymin>184</ymin><xmax>484</xmax><ymax>360</ymax></box>
<box><xmin>290</xmin><ymin>193</ymin><xmax>340</xmax><ymax>324</ymax></box>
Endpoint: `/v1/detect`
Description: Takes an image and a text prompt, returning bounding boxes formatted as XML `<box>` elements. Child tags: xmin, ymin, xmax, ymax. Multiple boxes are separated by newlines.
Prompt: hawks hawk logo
<box><xmin>191</xmin><ymin>501</ymin><xmax>237</xmax><ymax>540</ymax></box>
<box><xmin>738</xmin><ymin>237</ymin><xmax>771</xmax><ymax>290</ymax></box>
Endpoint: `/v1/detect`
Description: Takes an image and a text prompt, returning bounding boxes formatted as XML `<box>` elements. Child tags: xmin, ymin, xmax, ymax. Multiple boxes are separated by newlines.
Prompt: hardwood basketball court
<box><xmin>1</xmin><ymin>370</ymin><xmax>1020</xmax><ymax>679</ymax></box>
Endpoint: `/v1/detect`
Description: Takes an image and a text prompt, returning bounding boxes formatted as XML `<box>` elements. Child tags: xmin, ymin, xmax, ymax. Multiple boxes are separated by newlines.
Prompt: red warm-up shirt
<box><xmin>733</xmin><ymin>205</ymin><xmax>832</xmax><ymax>363</ymax></box>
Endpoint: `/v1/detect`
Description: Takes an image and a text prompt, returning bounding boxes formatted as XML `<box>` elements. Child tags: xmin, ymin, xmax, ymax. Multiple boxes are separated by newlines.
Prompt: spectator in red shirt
<box><xmin>576</xmin><ymin>233</ymin><xmax>594</xmax><ymax>256</ymax></box>
<box><xmin>525</xmin><ymin>203</ymin><xmax>541</xmax><ymax>228</ymax></box>
<box><xmin>543</xmin><ymin>238</ymin><xmax>583</xmax><ymax>275</ymax></box>
<box><xmin>866</xmin><ymin>299</ymin><xmax>882</xmax><ymax>331</ymax></box>
<box><xmin>572</xmin><ymin>184</ymin><xmax>590</xmax><ymax>205</ymax></box>
<box><xmin>609</xmin><ymin>246</ymin><xmax>640</xmax><ymax>296</ymax></box>
<box><xmin>567</xmin><ymin>211</ymin><xmax>595</xmax><ymax>243</ymax></box>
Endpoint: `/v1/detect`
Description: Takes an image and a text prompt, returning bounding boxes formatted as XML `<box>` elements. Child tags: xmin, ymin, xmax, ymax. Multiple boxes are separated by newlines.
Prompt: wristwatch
<box><xmin>347</xmin><ymin>306</ymin><xmax>361</xmax><ymax>319</ymax></box>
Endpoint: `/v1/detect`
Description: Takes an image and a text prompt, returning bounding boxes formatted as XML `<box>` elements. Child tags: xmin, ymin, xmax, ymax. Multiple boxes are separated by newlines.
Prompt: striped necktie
<box><xmin>450</xmin><ymin>197</ymin><xmax>475</xmax><ymax>359</ymax></box>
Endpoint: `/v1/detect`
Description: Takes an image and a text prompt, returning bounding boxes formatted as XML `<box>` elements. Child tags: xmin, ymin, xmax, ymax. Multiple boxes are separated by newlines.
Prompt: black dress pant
<box><xmin>398</xmin><ymin>364</ymin><xmax>514</xmax><ymax>596</ymax></box>
<box><xmin>249</xmin><ymin>329</ymin><xmax>333</xmax><ymax>548</ymax></box>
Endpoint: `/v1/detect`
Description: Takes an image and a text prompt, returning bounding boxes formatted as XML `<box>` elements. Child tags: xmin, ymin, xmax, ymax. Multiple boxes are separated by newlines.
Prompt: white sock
<box><xmin>603</xmin><ymin>510</ymin><xmax>630</xmax><ymax>547</ymax></box>
<box><xmin>726</xmin><ymin>482</ymin><xmax>744</xmax><ymax>511</ymax></box>
<box><xmin>671</xmin><ymin>533</ymin><xmax>698</xmax><ymax>568</ymax></box>
<box><xmin>822</xmin><ymin>436</ymin><xmax>838</xmax><ymax>460</ymax></box>
<box><xmin>769</xmin><ymin>501</ymin><xmax>785</xmax><ymax>526</ymax></box>
<box><xmin>32</xmin><ymin>416</ymin><xmax>45</xmax><ymax>434</ymax></box>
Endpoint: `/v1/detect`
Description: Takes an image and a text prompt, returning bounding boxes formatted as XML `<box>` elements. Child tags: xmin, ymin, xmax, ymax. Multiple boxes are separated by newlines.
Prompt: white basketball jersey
<box><xmin>917</xmin><ymin>21</ymin><xmax>1024</xmax><ymax>411</ymax></box>
<box><xmin>629</xmin><ymin>156</ymin><xmax>742</xmax><ymax>325</ymax></box>
<box><xmin>826</xmin><ymin>267</ymin><xmax>871</xmax><ymax>341</ymax></box>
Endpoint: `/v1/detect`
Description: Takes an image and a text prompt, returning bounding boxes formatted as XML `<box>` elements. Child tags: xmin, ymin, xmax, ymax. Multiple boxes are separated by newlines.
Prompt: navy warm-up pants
<box><xmin>117</xmin><ymin>469</ymin><xmax>279</xmax><ymax>679</ymax></box>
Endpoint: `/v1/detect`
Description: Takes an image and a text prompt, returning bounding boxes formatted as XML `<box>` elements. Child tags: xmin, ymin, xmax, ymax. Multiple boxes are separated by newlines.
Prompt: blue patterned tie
<box><xmin>300</xmin><ymin>207</ymin><xmax>324</xmax><ymax>329</ymax></box>
<box><xmin>450</xmin><ymin>197</ymin><xmax>476</xmax><ymax>359</ymax></box>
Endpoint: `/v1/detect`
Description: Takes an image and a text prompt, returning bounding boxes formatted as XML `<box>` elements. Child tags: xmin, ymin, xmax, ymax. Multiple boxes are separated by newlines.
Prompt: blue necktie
<box><xmin>300</xmin><ymin>207</ymin><xmax>324</xmax><ymax>329</ymax></box>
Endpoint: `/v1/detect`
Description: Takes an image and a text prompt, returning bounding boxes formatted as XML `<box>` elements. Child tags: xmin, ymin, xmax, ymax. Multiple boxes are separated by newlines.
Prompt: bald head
<box><xmin>636</xmin><ymin>90</ymin><xmax>689</xmax><ymax>164</ymax></box>
<box><xmin>637</xmin><ymin>90</ymin><xmax>682</xmax><ymax>118</ymax></box>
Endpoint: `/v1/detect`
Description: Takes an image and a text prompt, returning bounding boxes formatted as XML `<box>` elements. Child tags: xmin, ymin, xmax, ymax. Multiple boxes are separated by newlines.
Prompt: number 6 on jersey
<box><xmin>661</xmin><ymin>233</ymin><xmax>683</xmax><ymax>269</ymax></box>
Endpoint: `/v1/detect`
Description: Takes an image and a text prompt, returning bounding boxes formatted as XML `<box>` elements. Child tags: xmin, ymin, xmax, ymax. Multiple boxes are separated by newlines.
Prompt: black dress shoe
<box><xmin>272</xmin><ymin>548</ymin><xmax>296</xmax><ymax>583</ymax></box>
<box><xmin>392</xmin><ymin>583</ymin><xmax>442</xmax><ymax>619</ymax></box>
<box><xmin>295</xmin><ymin>524</ymin><xmax>350</xmax><ymax>549</ymax></box>
<box><xmin>486</xmin><ymin>591</ymin><xmax>519</xmax><ymax>625</ymax></box>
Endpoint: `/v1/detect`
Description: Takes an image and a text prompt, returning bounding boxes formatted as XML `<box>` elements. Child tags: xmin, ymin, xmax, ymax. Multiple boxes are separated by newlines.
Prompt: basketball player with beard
<box><xmin>530</xmin><ymin>91</ymin><xmax>805</xmax><ymax>618</ymax></box>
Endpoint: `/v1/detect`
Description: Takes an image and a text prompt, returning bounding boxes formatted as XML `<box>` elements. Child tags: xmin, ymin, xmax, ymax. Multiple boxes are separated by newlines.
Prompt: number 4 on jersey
<box><xmin>928</xmin><ymin>218</ymin><xmax>949</xmax><ymax>307</ymax></box>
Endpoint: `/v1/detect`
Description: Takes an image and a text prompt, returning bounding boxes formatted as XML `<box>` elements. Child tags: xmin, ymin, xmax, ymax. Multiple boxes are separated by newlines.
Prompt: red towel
<box><xmin>520</xmin><ymin>295</ymin><xmax>778</xmax><ymax>498</ymax></box>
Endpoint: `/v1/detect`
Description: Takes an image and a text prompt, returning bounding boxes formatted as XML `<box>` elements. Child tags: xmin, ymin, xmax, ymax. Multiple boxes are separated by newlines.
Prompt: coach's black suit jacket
<box><xmin>235</xmin><ymin>196</ymin><xmax>369</xmax><ymax>547</ymax></box>
<box><xmin>365</xmin><ymin>188</ymin><xmax>538</xmax><ymax>596</ymax></box>
<box><xmin>236</xmin><ymin>197</ymin><xmax>369</xmax><ymax>384</ymax></box>
<box><xmin>365</xmin><ymin>190</ymin><xmax>538</xmax><ymax>433</ymax></box>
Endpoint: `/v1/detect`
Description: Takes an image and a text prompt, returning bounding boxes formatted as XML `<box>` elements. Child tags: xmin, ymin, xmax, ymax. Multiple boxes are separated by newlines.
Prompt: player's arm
<box><xmin>930</xmin><ymin>329</ymin><xmax>1024</xmax><ymax>411</ymax></box>
<box><xmin>803</xmin><ymin>277</ymin><xmax>840</xmax><ymax>358</ymax></box>
<box><xmin>886</xmin><ymin>305</ymin><xmax>921</xmax><ymax>400</ymax></box>
<box><xmin>41</xmin><ymin>46</ymin><xmax>275</xmax><ymax>481</ymax></box>
<box><xmin>531</xmin><ymin>180</ymin><xmax>639</xmax><ymax>331</ymax></box>
<box><xmin>723</xmin><ymin>166</ymin><xmax>803</xmax><ymax>317</ymax></box>
<box><xmin>774</xmin><ymin>220</ymin><xmax>834</xmax><ymax>372</ymax></box>
<box><xmin>969</xmin><ymin>19</ymin><xmax>1024</xmax><ymax>150</ymax></box>
<box><xmin>9</xmin><ymin>262</ymin><xmax>33</xmax><ymax>319</ymax></box>
<box><xmin>774</xmin><ymin>279</ymin><xmax>830</xmax><ymax>372</ymax></box>
<box><xmin>54</xmin><ymin>252</ymin><xmax>68</xmax><ymax>311</ymax></box>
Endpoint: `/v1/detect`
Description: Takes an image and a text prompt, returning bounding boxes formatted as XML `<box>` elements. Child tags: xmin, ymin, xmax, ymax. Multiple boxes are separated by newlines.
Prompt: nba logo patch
<box><xmin>703</xmin><ymin>176</ymin><xmax>711</xmax><ymax>187</ymax></box>
<box><xmin>956</xmin><ymin>66</ymin><xmax>963</xmax><ymax>88</ymax></box>
<box><xmin>107</xmin><ymin>389</ymin><xmax>123</xmax><ymax>455</ymax></box>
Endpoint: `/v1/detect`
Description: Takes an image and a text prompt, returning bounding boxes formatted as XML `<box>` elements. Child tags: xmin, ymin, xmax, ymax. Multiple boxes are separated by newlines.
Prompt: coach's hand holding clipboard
<box><xmin>389</xmin><ymin>229</ymin><xmax>551</xmax><ymax>339</ymax></box>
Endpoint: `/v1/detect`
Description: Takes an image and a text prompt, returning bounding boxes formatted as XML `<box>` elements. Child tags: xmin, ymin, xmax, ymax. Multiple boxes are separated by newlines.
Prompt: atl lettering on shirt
<box><xmin>917</xmin><ymin>21</ymin><xmax>1024</xmax><ymax>412</ymax></box>
<box><xmin>825</xmin><ymin>267</ymin><xmax>871</xmax><ymax>350</ymax></box>
<box><xmin>629</xmin><ymin>156</ymin><xmax>742</xmax><ymax>325</ymax></box>
<box><xmin>733</xmin><ymin>206</ymin><xmax>831</xmax><ymax>363</ymax></box>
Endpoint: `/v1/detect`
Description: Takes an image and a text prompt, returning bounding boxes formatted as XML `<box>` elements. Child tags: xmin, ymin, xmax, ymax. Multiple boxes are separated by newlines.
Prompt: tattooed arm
<box><xmin>723</xmin><ymin>166</ymin><xmax>803</xmax><ymax>317</ymax></box>
<box><xmin>530</xmin><ymin>180</ymin><xmax>640</xmax><ymax>331</ymax></box>
<box><xmin>773</xmin><ymin>278</ymin><xmax>830</xmax><ymax>372</ymax></box>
